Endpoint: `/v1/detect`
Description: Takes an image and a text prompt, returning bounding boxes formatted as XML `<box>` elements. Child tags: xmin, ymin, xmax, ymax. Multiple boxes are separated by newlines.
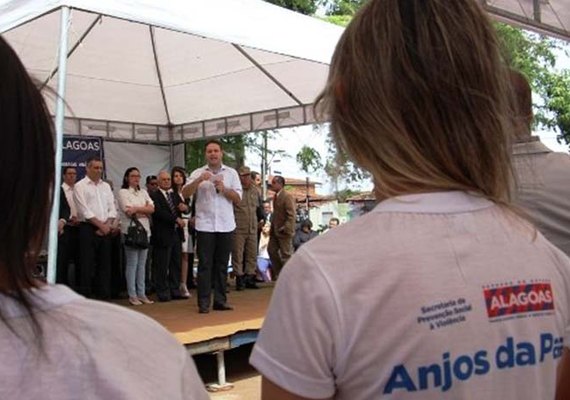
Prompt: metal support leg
<box><xmin>206</xmin><ymin>350</ymin><xmax>234</xmax><ymax>392</ymax></box>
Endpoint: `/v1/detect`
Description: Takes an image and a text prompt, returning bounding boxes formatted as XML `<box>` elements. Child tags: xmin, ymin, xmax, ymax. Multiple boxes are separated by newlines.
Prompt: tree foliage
<box><xmin>184</xmin><ymin>136</ymin><xmax>246</xmax><ymax>173</ymax></box>
<box><xmin>296</xmin><ymin>145</ymin><xmax>323</xmax><ymax>174</ymax></box>
<box><xmin>263</xmin><ymin>0</ymin><xmax>319</xmax><ymax>15</ymax></box>
<box><xmin>495</xmin><ymin>23</ymin><xmax>570</xmax><ymax>144</ymax></box>
<box><xmin>322</xmin><ymin>0</ymin><xmax>366</xmax><ymax>16</ymax></box>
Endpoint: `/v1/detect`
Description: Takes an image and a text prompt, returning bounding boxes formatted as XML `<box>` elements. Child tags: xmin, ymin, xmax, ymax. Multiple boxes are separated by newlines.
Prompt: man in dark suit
<box><xmin>268</xmin><ymin>176</ymin><xmax>296</xmax><ymax>280</ymax></box>
<box><xmin>56</xmin><ymin>187</ymin><xmax>71</xmax><ymax>284</ymax></box>
<box><xmin>150</xmin><ymin>171</ymin><xmax>185</xmax><ymax>302</ymax></box>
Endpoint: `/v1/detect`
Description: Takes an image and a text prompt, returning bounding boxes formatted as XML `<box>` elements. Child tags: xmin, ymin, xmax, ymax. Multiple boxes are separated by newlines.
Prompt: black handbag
<box><xmin>124</xmin><ymin>217</ymin><xmax>149</xmax><ymax>249</ymax></box>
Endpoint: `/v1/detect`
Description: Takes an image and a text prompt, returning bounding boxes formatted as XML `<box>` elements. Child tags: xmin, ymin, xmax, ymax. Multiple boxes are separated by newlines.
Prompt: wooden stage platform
<box><xmin>115</xmin><ymin>283</ymin><xmax>274</xmax><ymax>355</ymax></box>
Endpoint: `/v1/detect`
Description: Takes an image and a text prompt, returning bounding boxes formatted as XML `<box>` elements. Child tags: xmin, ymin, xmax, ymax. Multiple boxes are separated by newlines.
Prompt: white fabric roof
<box><xmin>0</xmin><ymin>0</ymin><xmax>343</xmax><ymax>140</ymax></box>
<box><xmin>0</xmin><ymin>1</ymin><xmax>567</xmax><ymax>142</ymax></box>
<box><xmin>483</xmin><ymin>0</ymin><xmax>569</xmax><ymax>42</ymax></box>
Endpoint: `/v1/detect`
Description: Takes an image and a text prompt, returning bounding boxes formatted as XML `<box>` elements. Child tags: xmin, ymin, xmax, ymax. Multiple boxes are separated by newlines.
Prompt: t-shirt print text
<box><xmin>417</xmin><ymin>298</ymin><xmax>473</xmax><ymax>331</ymax></box>
<box><xmin>483</xmin><ymin>279</ymin><xmax>554</xmax><ymax>322</ymax></box>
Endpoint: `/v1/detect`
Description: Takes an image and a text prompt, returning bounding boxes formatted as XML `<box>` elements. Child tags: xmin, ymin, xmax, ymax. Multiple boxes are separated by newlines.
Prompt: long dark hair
<box><xmin>316</xmin><ymin>0</ymin><xmax>514</xmax><ymax>203</ymax></box>
<box><xmin>171</xmin><ymin>166</ymin><xmax>187</xmax><ymax>193</ymax></box>
<box><xmin>0</xmin><ymin>37</ymin><xmax>54</xmax><ymax>331</ymax></box>
<box><xmin>121</xmin><ymin>167</ymin><xmax>140</xmax><ymax>190</ymax></box>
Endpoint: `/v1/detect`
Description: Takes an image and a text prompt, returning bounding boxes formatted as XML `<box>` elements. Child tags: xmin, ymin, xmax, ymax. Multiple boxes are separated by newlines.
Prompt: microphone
<box><xmin>213</xmin><ymin>171</ymin><xmax>220</xmax><ymax>193</ymax></box>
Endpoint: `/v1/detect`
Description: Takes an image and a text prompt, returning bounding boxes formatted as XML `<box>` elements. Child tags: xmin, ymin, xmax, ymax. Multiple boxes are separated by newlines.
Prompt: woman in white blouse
<box><xmin>118</xmin><ymin>167</ymin><xmax>155</xmax><ymax>306</ymax></box>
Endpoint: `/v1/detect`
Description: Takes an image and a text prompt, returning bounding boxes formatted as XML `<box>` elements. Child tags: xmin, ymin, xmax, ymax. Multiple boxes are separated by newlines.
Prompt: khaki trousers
<box><xmin>267</xmin><ymin>233</ymin><xmax>293</xmax><ymax>279</ymax></box>
<box><xmin>232</xmin><ymin>232</ymin><xmax>258</xmax><ymax>276</ymax></box>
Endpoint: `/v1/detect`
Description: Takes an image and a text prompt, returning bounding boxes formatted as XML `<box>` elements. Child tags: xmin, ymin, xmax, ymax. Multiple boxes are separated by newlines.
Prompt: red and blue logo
<box><xmin>484</xmin><ymin>283</ymin><xmax>554</xmax><ymax>319</ymax></box>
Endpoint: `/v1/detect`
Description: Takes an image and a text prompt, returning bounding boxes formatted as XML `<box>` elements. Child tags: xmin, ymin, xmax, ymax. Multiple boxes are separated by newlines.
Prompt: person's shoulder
<box><xmin>71</xmin><ymin>298</ymin><xmax>182</xmax><ymax>345</ymax></box>
<box><xmin>190</xmin><ymin>165</ymin><xmax>207</xmax><ymax>174</ymax></box>
<box><xmin>545</xmin><ymin>151</ymin><xmax>570</xmax><ymax>167</ymax></box>
<box><xmin>74</xmin><ymin>177</ymin><xmax>88</xmax><ymax>187</ymax></box>
<box><xmin>222</xmin><ymin>165</ymin><xmax>239</xmax><ymax>176</ymax></box>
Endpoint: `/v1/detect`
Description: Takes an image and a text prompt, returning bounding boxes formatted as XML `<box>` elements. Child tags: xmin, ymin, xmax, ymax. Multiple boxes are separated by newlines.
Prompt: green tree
<box><xmin>496</xmin><ymin>23</ymin><xmax>570</xmax><ymax>145</ymax></box>
<box><xmin>296</xmin><ymin>145</ymin><xmax>323</xmax><ymax>174</ymax></box>
<box><xmin>323</xmin><ymin>0</ymin><xmax>366</xmax><ymax>16</ymax></box>
<box><xmin>263</xmin><ymin>0</ymin><xmax>319</xmax><ymax>15</ymax></box>
<box><xmin>184</xmin><ymin>136</ymin><xmax>247</xmax><ymax>173</ymax></box>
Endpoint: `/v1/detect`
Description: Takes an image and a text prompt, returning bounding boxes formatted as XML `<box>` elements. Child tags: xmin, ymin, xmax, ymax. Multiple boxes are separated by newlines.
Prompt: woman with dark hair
<box><xmin>118</xmin><ymin>167</ymin><xmax>154</xmax><ymax>305</ymax></box>
<box><xmin>172</xmin><ymin>166</ymin><xmax>193</xmax><ymax>298</ymax></box>
<box><xmin>0</xmin><ymin>37</ymin><xmax>208</xmax><ymax>399</ymax></box>
<box><xmin>250</xmin><ymin>1</ymin><xmax>570</xmax><ymax>399</ymax></box>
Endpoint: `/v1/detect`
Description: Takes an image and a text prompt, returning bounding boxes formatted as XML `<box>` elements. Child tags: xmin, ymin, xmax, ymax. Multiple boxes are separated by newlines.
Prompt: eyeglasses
<box><xmin>129</xmin><ymin>174</ymin><xmax>141</xmax><ymax>178</ymax></box>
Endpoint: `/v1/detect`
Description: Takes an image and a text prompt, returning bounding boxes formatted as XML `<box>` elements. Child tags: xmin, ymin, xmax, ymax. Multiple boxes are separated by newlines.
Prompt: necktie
<box><xmin>166</xmin><ymin>191</ymin><xmax>177</xmax><ymax>216</ymax></box>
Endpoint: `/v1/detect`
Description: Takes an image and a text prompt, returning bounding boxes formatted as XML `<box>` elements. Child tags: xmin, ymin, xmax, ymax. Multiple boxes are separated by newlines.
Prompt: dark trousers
<box><xmin>56</xmin><ymin>225</ymin><xmax>79</xmax><ymax>287</ymax></box>
<box><xmin>186</xmin><ymin>231</ymin><xmax>196</xmax><ymax>288</ymax></box>
<box><xmin>110</xmin><ymin>233</ymin><xmax>124</xmax><ymax>298</ymax></box>
<box><xmin>78</xmin><ymin>223</ymin><xmax>112</xmax><ymax>299</ymax></box>
<box><xmin>145</xmin><ymin>244</ymin><xmax>155</xmax><ymax>293</ymax></box>
<box><xmin>152</xmin><ymin>235</ymin><xmax>182</xmax><ymax>299</ymax></box>
<box><xmin>196</xmin><ymin>231</ymin><xmax>233</xmax><ymax>309</ymax></box>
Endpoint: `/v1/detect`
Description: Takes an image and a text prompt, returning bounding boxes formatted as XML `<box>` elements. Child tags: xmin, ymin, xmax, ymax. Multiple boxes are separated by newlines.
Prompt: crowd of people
<box><xmin>57</xmin><ymin>139</ymin><xmax>340</xmax><ymax>313</ymax></box>
<box><xmin>2</xmin><ymin>0</ymin><xmax>570</xmax><ymax>398</ymax></box>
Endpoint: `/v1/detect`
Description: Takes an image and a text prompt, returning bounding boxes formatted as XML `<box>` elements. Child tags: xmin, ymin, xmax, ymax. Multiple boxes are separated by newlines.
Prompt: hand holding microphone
<box><xmin>214</xmin><ymin>177</ymin><xmax>225</xmax><ymax>194</ymax></box>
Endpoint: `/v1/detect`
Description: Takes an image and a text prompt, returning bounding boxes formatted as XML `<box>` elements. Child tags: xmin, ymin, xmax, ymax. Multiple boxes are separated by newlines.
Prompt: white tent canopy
<box><xmin>0</xmin><ymin>0</ymin><xmax>343</xmax><ymax>141</ymax></box>
<box><xmin>0</xmin><ymin>0</ymin><xmax>344</xmax><ymax>282</ymax></box>
<box><xmin>0</xmin><ymin>1</ymin><xmax>567</xmax><ymax>143</ymax></box>
<box><xmin>484</xmin><ymin>0</ymin><xmax>569</xmax><ymax>42</ymax></box>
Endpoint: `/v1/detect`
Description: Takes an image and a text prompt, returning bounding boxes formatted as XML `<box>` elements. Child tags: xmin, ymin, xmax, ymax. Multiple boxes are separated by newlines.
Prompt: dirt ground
<box><xmin>194</xmin><ymin>343</ymin><xmax>261</xmax><ymax>400</ymax></box>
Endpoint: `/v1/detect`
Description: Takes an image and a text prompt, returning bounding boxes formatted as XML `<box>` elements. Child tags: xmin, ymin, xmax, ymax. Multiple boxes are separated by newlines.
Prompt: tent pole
<box><xmin>47</xmin><ymin>6</ymin><xmax>71</xmax><ymax>284</ymax></box>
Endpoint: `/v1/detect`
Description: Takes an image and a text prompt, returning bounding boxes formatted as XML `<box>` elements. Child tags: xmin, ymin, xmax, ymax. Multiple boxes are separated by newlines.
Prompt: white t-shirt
<box><xmin>187</xmin><ymin>164</ymin><xmax>242</xmax><ymax>233</ymax></box>
<box><xmin>0</xmin><ymin>285</ymin><xmax>209</xmax><ymax>400</ymax></box>
<box><xmin>250</xmin><ymin>191</ymin><xmax>570</xmax><ymax>399</ymax></box>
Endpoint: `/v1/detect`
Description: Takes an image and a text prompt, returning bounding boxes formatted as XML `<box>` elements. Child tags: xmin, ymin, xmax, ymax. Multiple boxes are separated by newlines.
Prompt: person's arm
<box><xmin>556</xmin><ymin>348</ymin><xmax>570</xmax><ymax>400</ymax></box>
<box><xmin>138</xmin><ymin>191</ymin><xmax>155</xmax><ymax>215</ymax></box>
<box><xmin>74</xmin><ymin>184</ymin><xmax>109</xmax><ymax>234</ymax></box>
<box><xmin>182</xmin><ymin>169</ymin><xmax>210</xmax><ymax>199</ymax></box>
<box><xmin>262</xmin><ymin>377</ymin><xmax>332</xmax><ymax>400</ymax></box>
<box><xmin>106</xmin><ymin>183</ymin><xmax>118</xmax><ymax>220</ymax></box>
<box><xmin>250</xmin><ymin>248</ymin><xmax>338</xmax><ymax>400</ymax></box>
<box><xmin>284</xmin><ymin>195</ymin><xmax>297</xmax><ymax>236</ymax></box>
<box><xmin>221</xmin><ymin>186</ymin><xmax>241</xmax><ymax>204</ymax></box>
<box><xmin>151</xmin><ymin>192</ymin><xmax>177</xmax><ymax>224</ymax></box>
<box><xmin>58</xmin><ymin>189</ymin><xmax>70</xmax><ymax>234</ymax></box>
<box><xmin>215</xmin><ymin>170</ymin><xmax>241</xmax><ymax>205</ymax></box>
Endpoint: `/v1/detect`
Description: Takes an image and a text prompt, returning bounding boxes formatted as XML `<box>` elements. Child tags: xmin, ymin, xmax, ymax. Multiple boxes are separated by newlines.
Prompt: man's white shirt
<box><xmin>73</xmin><ymin>177</ymin><xmax>117</xmax><ymax>222</ymax></box>
<box><xmin>186</xmin><ymin>164</ymin><xmax>242</xmax><ymax>233</ymax></box>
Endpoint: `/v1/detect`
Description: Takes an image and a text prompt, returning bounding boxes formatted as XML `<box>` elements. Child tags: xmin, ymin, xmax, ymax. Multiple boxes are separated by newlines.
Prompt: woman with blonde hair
<box><xmin>250</xmin><ymin>1</ymin><xmax>570</xmax><ymax>399</ymax></box>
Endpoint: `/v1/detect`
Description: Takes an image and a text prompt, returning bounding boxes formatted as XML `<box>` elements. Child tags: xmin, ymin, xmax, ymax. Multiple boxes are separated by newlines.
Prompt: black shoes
<box><xmin>236</xmin><ymin>275</ymin><xmax>245</xmax><ymax>291</ymax></box>
<box><xmin>198</xmin><ymin>308</ymin><xmax>210</xmax><ymax>314</ymax></box>
<box><xmin>213</xmin><ymin>303</ymin><xmax>234</xmax><ymax>311</ymax></box>
<box><xmin>157</xmin><ymin>293</ymin><xmax>171</xmax><ymax>302</ymax></box>
<box><xmin>245</xmin><ymin>275</ymin><xmax>259</xmax><ymax>289</ymax></box>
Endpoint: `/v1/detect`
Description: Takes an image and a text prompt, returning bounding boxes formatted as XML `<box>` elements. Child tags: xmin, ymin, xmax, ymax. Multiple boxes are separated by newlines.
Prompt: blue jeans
<box><xmin>124</xmin><ymin>241</ymin><xmax>149</xmax><ymax>298</ymax></box>
<box><xmin>257</xmin><ymin>257</ymin><xmax>272</xmax><ymax>282</ymax></box>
